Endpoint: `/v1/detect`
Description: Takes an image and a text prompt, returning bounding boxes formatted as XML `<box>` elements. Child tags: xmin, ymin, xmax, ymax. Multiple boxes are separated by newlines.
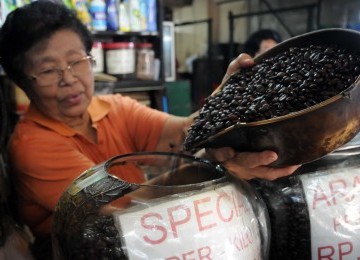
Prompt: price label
<box><xmin>301</xmin><ymin>167</ymin><xmax>360</xmax><ymax>260</ymax></box>
<box><xmin>114</xmin><ymin>183</ymin><xmax>262</xmax><ymax>259</ymax></box>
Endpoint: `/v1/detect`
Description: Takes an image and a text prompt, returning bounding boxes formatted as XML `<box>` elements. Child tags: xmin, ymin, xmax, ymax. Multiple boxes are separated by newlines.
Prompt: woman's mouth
<box><xmin>65</xmin><ymin>93</ymin><xmax>83</xmax><ymax>105</ymax></box>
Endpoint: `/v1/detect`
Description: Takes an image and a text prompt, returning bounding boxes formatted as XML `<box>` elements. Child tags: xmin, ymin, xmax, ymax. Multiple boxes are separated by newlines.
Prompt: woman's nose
<box><xmin>59</xmin><ymin>67</ymin><xmax>77</xmax><ymax>86</ymax></box>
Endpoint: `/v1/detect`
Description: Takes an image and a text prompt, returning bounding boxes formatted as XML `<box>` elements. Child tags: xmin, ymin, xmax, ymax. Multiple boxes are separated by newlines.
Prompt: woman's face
<box><xmin>24</xmin><ymin>29</ymin><xmax>94</xmax><ymax>122</ymax></box>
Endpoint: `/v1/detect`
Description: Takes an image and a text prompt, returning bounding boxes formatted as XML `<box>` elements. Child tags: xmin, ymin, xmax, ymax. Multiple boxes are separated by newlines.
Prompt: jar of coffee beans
<box><xmin>53</xmin><ymin>152</ymin><xmax>270</xmax><ymax>259</ymax></box>
<box><xmin>249</xmin><ymin>133</ymin><xmax>360</xmax><ymax>260</ymax></box>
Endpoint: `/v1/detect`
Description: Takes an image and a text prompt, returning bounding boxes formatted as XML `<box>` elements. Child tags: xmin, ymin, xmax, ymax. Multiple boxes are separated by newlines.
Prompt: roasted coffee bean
<box><xmin>249</xmin><ymin>176</ymin><xmax>311</xmax><ymax>260</ymax></box>
<box><xmin>64</xmin><ymin>215</ymin><xmax>126</xmax><ymax>259</ymax></box>
<box><xmin>184</xmin><ymin>44</ymin><xmax>360</xmax><ymax>150</ymax></box>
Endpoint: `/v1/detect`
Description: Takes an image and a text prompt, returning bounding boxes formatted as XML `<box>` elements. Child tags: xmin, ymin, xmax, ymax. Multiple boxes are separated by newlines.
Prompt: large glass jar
<box><xmin>249</xmin><ymin>133</ymin><xmax>360</xmax><ymax>260</ymax></box>
<box><xmin>52</xmin><ymin>152</ymin><xmax>269</xmax><ymax>259</ymax></box>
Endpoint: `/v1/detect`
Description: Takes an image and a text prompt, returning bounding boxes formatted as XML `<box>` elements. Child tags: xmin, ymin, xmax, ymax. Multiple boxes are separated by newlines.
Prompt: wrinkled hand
<box><xmin>222</xmin><ymin>53</ymin><xmax>255</xmax><ymax>84</ymax></box>
<box><xmin>206</xmin><ymin>147</ymin><xmax>301</xmax><ymax>180</ymax></box>
<box><xmin>212</xmin><ymin>53</ymin><xmax>255</xmax><ymax>96</ymax></box>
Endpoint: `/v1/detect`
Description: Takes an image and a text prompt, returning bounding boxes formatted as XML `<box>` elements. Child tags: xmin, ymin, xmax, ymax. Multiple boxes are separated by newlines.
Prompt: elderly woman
<box><xmin>0</xmin><ymin>1</ymin><xmax>299</xmax><ymax>257</ymax></box>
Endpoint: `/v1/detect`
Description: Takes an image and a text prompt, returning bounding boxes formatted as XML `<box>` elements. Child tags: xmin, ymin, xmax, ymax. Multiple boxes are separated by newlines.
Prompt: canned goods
<box><xmin>103</xmin><ymin>42</ymin><xmax>136</xmax><ymax>78</ymax></box>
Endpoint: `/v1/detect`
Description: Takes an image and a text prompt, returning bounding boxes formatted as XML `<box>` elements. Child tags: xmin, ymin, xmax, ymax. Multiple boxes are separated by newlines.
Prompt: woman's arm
<box><xmin>155</xmin><ymin>111</ymin><xmax>198</xmax><ymax>153</ymax></box>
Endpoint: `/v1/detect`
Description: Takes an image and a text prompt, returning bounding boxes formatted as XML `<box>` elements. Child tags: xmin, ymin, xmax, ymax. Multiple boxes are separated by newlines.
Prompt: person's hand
<box><xmin>212</xmin><ymin>53</ymin><xmax>255</xmax><ymax>96</ymax></box>
<box><xmin>221</xmin><ymin>53</ymin><xmax>255</xmax><ymax>84</ymax></box>
<box><xmin>206</xmin><ymin>147</ymin><xmax>301</xmax><ymax>180</ymax></box>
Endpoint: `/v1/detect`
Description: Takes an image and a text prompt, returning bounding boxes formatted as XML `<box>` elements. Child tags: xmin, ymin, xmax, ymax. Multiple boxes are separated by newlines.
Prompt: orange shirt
<box><xmin>8</xmin><ymin>94</ymin><xmax>169</xmax><ymax>237</ymax></box>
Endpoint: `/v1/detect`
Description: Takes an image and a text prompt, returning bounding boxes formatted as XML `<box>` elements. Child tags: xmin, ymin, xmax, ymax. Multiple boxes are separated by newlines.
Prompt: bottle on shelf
<box><xmin>118</xmin><ymin>0</ymin><xmax>131</xmax><ymax>32</ymax></box>
<box><xmin>136</xmin><ymin>42</ymin><xmax>155</xmax><ymax>80</ymax></box>
<box><xmin>89</xmin><ymin>0</ymin><xmax>107</xmax><ymax>31</ymax></box>
<box><xmin>128</xmin><ymin>0</ymin><xmax>142</xmax><ymax>32</ymax></box>
<box><xmin>71</xmin><ymin>0</ymin><xmax>92</xmax><ymax>29</ymax></box>
<box><xmin>146</xmin><ymin>0</ymin><xmax>157</xmax><ymax>32</ymax></box>
<box><xmin>106</xmin><ymin>0</ymin><xmax>119</xmax><ymax>31</ymax></box>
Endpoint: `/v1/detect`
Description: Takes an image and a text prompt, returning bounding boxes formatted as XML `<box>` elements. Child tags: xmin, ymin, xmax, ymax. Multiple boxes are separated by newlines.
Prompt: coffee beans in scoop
<box><xmin>184</xmin><ymin>45</ymin><xmax>360</xmax><ymax>151</ymax></box>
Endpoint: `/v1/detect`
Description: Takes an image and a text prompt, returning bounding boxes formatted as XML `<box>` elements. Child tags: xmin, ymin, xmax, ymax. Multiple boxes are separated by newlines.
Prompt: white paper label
<box><xmin>114</xmin><ymin>183</ymin><xmax>262</xmax><ymax>260</ymax></box>
<box><xmin>300</xmin><ymin>168</ymin><xmax>360</xmax><ymax>260</ymax></box>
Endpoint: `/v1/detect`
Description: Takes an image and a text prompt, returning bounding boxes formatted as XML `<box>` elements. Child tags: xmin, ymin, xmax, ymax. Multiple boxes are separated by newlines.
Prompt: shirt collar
<box><xmin>24</xmin><ymin>96</ymin><xmax>111</xmax><ymax>136</ymax></box>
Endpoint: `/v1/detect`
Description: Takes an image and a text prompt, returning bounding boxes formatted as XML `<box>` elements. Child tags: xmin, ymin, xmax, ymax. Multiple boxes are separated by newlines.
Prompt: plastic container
<box><xmin>103</xmin><ymin>42</ymin><xmax>136</xmax><ymax>78</ymax></box>
<box><xmin>136</xmin><ymin>42</ymin><xmax>155</xmax><ymax>80</ymax></box>
<box><xmin>146</xmin><ymin>0</ymin><xmax>157</xmax><ymax>32</ymax></box>
<box><xmin>89</xmin><ymin>0</ymin><xmax>107</xmax><ymax>31</ymax></box>
<box><xmin>52</xmin><ymin>152</ymin><xmax>270</xmax><ymax>259</ymax></box>
<box><xmin>249</xmin><ymin>133</ymin><xmax>360</xmax><ymax>259</ymax></box>
<box><xmin>118</xmin><ymin>1</ymin><xmax>130</xmax><ymax>32</ymax></box>
<box><xmin>72</xmin><ymin>0</ymin><xmax>92</xmax><ymax>29</ymax></box>
<box><xmin>91</xmin><ymin>42</ymin><xmax>104</xmax><ymax>73</ymax></box>
<box><xmin>128</xmin><ymin>0</ymin><xmax>141</xmax><ymax>31</ymax></box>
<box><xmin>106</xmin><ymin>0</ymin><xmax>119</xmax><ymax>31</ymax></box>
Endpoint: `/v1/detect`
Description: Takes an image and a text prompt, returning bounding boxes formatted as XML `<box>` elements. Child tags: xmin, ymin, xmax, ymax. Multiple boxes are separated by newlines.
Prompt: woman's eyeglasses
<box><xmin>30</xmin><ymin>56</ymin><xmax>95</xmax><ymax>86</ymax></box>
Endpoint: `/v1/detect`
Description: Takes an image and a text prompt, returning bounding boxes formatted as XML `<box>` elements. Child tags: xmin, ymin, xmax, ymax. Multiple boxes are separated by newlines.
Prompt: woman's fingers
<box><xmin>205</xmin><ymin>147</ymin><xmax>236</xmax><ymax>162</ymax></box>
<box><xmin>231</xmin><ymin>150</ymin><xmax>278</xmax><ymax>168</ymax></box>
<box><xmin>224</xmin><ymin>162</ymin><xmax>301</xmax><ymax>180</ymax></box>
<box><xmin>222</xmin><ymin>53</ymin><xmax>255</xmax><ymax>83</ymax></box>
<box><xmin>206</xmin><ymin>148</ymin><xmax>300</xmax><ymax>180</ymax></box>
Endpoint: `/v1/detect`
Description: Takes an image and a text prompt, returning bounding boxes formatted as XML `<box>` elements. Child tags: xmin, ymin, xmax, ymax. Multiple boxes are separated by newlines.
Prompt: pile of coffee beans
<box><xmin>64</xmin><ymin>215</ymin><xmax>126</xmax><ymax>259</ymax></box>
<box><xmin>184</xmin><ymin>44</ymin><xmax>360</xmax><ymax>150</ymax></box>
<box><xmin>250</xmin><ymin>176</ymin><xmax>311</xmax><ymax>260</ymax></box>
